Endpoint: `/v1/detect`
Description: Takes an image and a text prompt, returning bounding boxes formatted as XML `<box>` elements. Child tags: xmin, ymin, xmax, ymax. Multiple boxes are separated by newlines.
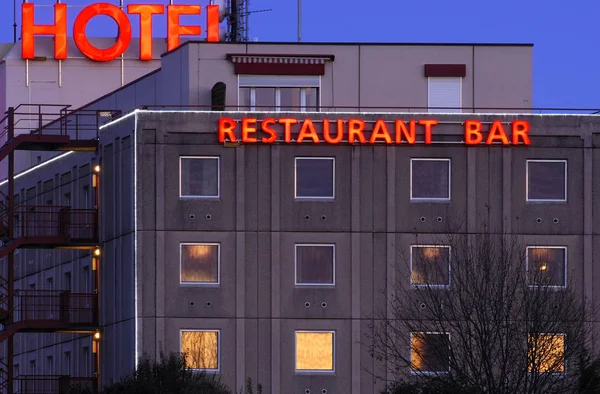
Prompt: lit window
<box><xmin>411</xmin><ymin>333</ymin><xmax>450</xmax><ymax>373</ymax></box>
<box><xmin>527</xmin><ymin>247</ymin><xmax>566</xmax><ymax>287</ymax></box>
<box><xmin>428</xmin><ymin>77</ymin><xmax>461</xmax><ymax>113</ymax></box>
<box><xmin>526</xmin><ymin>160</ymin><xmax>567</xmax><ymax>202</ymax></box>
<box><xmin>411</xmin><ymin>246</ymin><xmax>450</xmax><ymax>286</ymax></box>
<box><xmin>179</xmin><ymin>157</ymin><xmax>220</xmax><ymax>198</ymax></box>
<box><xmin>410</xmin><ymin>159</ymin><xmax>451</xmax><ymax>200</ymax></box>
<box><xmin>528</xmin><ymin>334</ymin><xmax>565</xmax><ymax>373</ymax></box>
<box><xmin>181</xmin><ymin>330</ymin><xmax>219</xmax><ymax>370</ymax></box>
<box><xmin>180</xmin><ymin>244</ymin><xmax>219</xmax><ymax>284</ymax></box>
<box><xmin>295</xmin><ymin>331</ymin><xmax>334</xmax><ymax>372</ymax></box>
<box><xmin>295</xmin><ymin>244</ymin><xmax>335</xmax><ymax>286</ymax></box>
<box><xmin>239</xmin><ymin>75</ymin><xmax>320</xmax><ymax>112</ymax></box>
<box><xmin>295</xmin><ymin>157</ymin><xmax>335</xmax><ymax>199</ymax></box>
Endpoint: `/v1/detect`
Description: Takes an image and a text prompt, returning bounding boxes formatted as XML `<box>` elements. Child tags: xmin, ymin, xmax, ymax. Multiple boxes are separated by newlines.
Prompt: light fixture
<box><xmin>94</xmin><ymin>331</ymin><xmax>101</xmax><ymax>340</ymax></box>
<box><xmin>93</xmin><ymin>165</ymin><xmax>101</xmax><ymax>173</ymax></box>
<box><xmin>94</xmin><ymin>248</ymin><xmax>101</xmax><ymax>257</ymax></box>
<box><xmin>540</xmin><ymin>265</ymin><xmax>547</xmax><ymax>271</ymax></box>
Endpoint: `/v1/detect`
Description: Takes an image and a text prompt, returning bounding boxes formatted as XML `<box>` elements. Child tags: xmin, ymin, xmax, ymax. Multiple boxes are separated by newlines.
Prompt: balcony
<box><xmin>15</xmin><ymin>376</ymin><xmax>97</xmax><ymax>394</ymax></box>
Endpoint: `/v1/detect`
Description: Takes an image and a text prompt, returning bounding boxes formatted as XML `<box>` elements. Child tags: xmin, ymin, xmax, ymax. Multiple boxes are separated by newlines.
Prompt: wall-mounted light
<box><xmin>94</xmin><ymin>331</ymin><xmax>101</xmax><ymax>340</ymax></box>
<box><xmin>93</xmin><ymin>165</ymin><xmax>101</xmax><ymax>173</ymax></box>
<box><xmin>94</xmin><ymin>248</ymin><xmax>101</xmax><ymax>257</ymax></box>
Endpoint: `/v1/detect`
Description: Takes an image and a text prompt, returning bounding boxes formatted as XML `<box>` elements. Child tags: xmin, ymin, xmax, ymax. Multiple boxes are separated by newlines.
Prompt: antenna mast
<box><xmin>298</xmin><ymin>0</ymin><xmax>301</xmax><ymax>42</ymax></box>
<box><xmin>13</xmin><ymin>0</ymin><xmax>17</xmax><ymax>43</ymax></box>
<box><xmin>223</xmin><ymin>0</ymin><xmax>271</xmax><ymax>42</ymax></box>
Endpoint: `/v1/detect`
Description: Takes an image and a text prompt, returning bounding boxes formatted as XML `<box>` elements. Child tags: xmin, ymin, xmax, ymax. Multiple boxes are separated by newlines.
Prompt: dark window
<box><xmin>296</xmin><ymin>245</ymin><xmax>335</xmax><ymax>285</ymax></box>
<box><xmin>180</xmin><ymin>157</ymin><xmax>219</xmax><ymax>198</ymax></box>
<box><xmin>527</xmin><ymin>247</ymin><xmax>566</xmax><ymax>287</ymax></box>
<box><xmin>254</xmin><ymin>87</ymin><xmax>276</xmax><ymax>111</ymax></box>
<box><xmin>411</xmin><ymin>246</ymin><xmax>450</xmax><ymax>286</ymax></box>
<box><xmin>411</xmin><ymin>159</ymin><xmax>450</xmax><ymax>200</ymax></box>
<box><xmin>295</xmin><ymin>158</ymin><xmax>335</xmax><ymax>199</ymax></box>
<box><xmin>527</xmin><ymin>160</ymin><xmax>566</xmax><ymax>201</ymax></box>
<box><xmin>411</xmin><ymin>333</ymin><xmax>450</xmax><ymax>372</ymax></box>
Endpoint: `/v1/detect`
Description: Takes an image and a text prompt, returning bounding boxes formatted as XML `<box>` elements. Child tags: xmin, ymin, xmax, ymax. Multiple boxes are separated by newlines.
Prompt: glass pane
<box><xmin>280</xmin><ymin>87</ymin><xmax>301</xmax><ymax>111</ymax></box>
<box><xmin>296</xmin><ymin>245</ymin><xmax>334</xmax><ymax>284</ymax></box>
<box><xmin>528</xmin><ymin>334</ymin><xmax>565</xmax><ymax>373</ymax></box>
<box><xmin>180</xmin><ymin>158</ymin><xmax>219</xmax><ymax>197</ymax></box>
<box><xmin>411</xmin><ymin>247</ymin><xmax>450</xmax><ymax>286</ymax></box>
<box><xmin>181</xmin><ymin>244</ymin><xmax>219</xmax><ymax>283</ymax></box>
<box><xmin>412</xmin><ymin>160</ymin><xmax>450</xmax><ymax>199</ymax></box>
<box><xmin>528</xmin><ymin>248</ymin><xmax>566</xmax><ymax>286</ymax></box>
<box><xmin>528</xmin><ymin>161</ymin><xmax>566</xmax><ymax>200</ymax></box>
<box><xmin>255</xmin><ymin>87</ymin><xmax>275</xmax><ymax>111</ymax></box>
<box><xmin>296</xmin><ymin>332</ymin><xmax>334</xmax><ymax>371</ymax></box>
<box><xmin>295</xmin><ymin>158</ymin><xmax>334</xmax><ymax>198</ymax></box>
<box><xmin>411</xmin><ymin>333</ymin><xmax>450</xmax><ymax>372</ymax></box>
<box><xmin>239</xmin><ymin>87</ymin><xmax>251</xmax><ymax>111</ymax></box>
<box><xmin>181</xmin><ymin>331</ymin><xmax>219</xmax><ymax>370</ymax></box>
<box><xmin>305</xmin><ymin>88</ymin><xmax>319</xmax><ymax>112</ymax></box>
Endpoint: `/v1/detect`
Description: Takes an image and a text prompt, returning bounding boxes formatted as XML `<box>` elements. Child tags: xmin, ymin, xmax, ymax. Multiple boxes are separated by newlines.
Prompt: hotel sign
<box><xmin>21</xmin><ymin>2</ymin><xmax>220</xmax><ymax>62</ymax></box>
<box><xmin>218</xmin><ymin>118</ymin><xmax>532</xmax><ymax>145</ymax></box>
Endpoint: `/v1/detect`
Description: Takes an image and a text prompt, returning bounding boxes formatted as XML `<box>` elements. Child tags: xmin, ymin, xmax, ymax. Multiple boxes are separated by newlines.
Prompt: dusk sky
<box><xmin>0</xmin><ymin>0</ymin><xmax>597</xmax><ymax>111</ymax></box>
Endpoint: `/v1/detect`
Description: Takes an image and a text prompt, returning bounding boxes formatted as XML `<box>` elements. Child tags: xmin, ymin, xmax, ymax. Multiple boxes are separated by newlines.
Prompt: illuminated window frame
<box><xmin>526</xmin><ymin>159</ymin><xmax>567</xmax><ymax>202</ymax></box>
<box><xmin>295</xmin><ymin>244</ymin><xmax>336</xmax><ymax>286</ymax></box>
<box><xmin>410</xmin><ymin>245</ymin><xmax>451</xmax><ymax>288</ymax></box>
<box><xmin>294</xmin><ymin>157</ymin><xmax>336</xmax><ymax>200</ymax></box>
<box><xmin>525</xmin><ymin>246</ymin><xmax>567</xmax><ymax>289</ymax></box>
<box><xmin>294</xmin><ymin>330</ymin><xmax>336</xmax><ymax>373</ymax></box>
<box><xmin>179</xmin><ymin>156</ymin><xmax>220</xmax><ymax>199</ymax></box>
<box><xmin>427</xmin><ymin>77</ymin><xmax>462</xmax><ymax>114</ymax></box>
<box><xmin>179</xmin><ymin>243</ymin><xmax>221</xmax><ymax>286</ymax></box>
<box><xmin>527</xmin><ymin>332</ymin><xmax>566</xmax><ymax>375</ymax></box>
<box><xmin>410</xmin><ymin>331</ymin><xmax>451</xmax><ymax>374</ymax></box>
<box><xmin>238</xmin><ymin>75</ymin><xmax>321</xmax><ymax>112</ymax></box>
<box><xmin>410</xmin><ymin>158</ymin><xmax>451</xmax><ymax>202</ymax></box>
<box><xmin>179</xmin><ymin>329</ymin><xmax>221</xmax><ymax>372</ymax></box>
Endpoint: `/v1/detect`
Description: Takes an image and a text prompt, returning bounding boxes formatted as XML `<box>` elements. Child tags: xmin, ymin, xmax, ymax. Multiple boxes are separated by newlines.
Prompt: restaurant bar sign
<box><xmin>218</xmin><ymin>118</ymin><xmax>532</xmax><ymax>145</ymax></box>
<box><xmin>21</xmin><ymin>2</ymin><xmax>220</xmax><ymax>62</ymax></box>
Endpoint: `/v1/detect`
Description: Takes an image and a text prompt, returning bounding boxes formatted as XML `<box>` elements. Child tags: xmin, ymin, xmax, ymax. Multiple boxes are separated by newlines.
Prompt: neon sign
<box><xmin>218</xmin><ymin>118</ymin><xmax>531</xmax><ymax>145</ymax></box>
<box><xmin>21</xmin><ymin>2</ymin><xmax>220</xmax><ymax>62</ymax></box>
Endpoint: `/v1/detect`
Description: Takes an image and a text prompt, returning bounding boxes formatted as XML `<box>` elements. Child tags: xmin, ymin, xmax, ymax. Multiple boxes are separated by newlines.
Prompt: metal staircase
<box><xmin>0</xmin><ymin>105</ymin><xmax>118</xmax><ymax>394</ymax></box>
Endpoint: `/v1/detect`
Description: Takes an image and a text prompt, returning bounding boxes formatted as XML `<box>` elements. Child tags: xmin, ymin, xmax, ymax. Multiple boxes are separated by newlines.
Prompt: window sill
<box><xmin>295</xmin><ymin>370</ymin><xmax>336</xmax><ymax>375</ymax></box>
<box><xmin>295</xmin><ymin>284</ymin><xmax>336</xmax><ymax>288</ymax></box>
<box><xmin>180</xmin><ymin>283</ymin><xmax>221</xmax><ymax>287</ymax></box>
<box><xmin>525</xmin><ymin>200</ymin><xmax>568</xmax><ymax>204</ymax></box>
<box><xmin>527</xmin><ymin>285</ymin><xmax>566</xmax><ymax>290</ymax></box>
<box><xmin>295</xmin><ymin>198</ymin><xmax>336</xmax><ymax>202</ymax></box>
<box><xmin>410</xmin><ymin>199</ymin><xmax>451</xmax><ymax>203</ymax></box>
<box><xmin>180</xmin><ymin>196</ymin><xmax>221</xmax><ymax>201</ymax></box>
<box><xmin>411</xmin><ymin>284</ymin><xmax>450</xmax><ymax>289</ymax></box>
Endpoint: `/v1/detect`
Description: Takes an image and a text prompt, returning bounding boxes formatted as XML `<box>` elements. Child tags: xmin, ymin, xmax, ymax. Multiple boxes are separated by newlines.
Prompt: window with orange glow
<box><xmin>411</xmin><ymin>246</ymin><xmax>450</xmax><ymax>286</ymax></box>
<box><xmin>528</xmin><ymin>334</ymin><xmax>565</xmax><ymax>373</ymax></box>
<box><xmin>181</xmin><ymin>330</ymin><xmax>219</xmax><ymax>370</ymax></box>
<box><xmin>295</xmin><ymin>331</ymin><xmax>334</xmax><ymax>371</ymax></box>
<box><xmin>526</xmin><ymin>247</ymin><xmax>566</xmax><ymax>287</ymax></box>
<box><xmin>411</xmin><ymin>333</ymin><xmax>450</xmax><ymax>373</ymax></box>
<box><xmin>180</xmin><ymin>244</ymin><xmax>219</xmax><ymax>284</ymax></box>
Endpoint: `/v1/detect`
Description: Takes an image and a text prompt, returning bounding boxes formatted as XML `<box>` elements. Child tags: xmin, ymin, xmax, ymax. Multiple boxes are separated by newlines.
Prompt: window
<box><xmin>29</xmin><ymin>360</ymin><xmax>36</xmax><ymax>375</ymax></box>
<box><xmin>295</xmin><ymin>331</ymin><xmax>334</xmax><ymax>372</ymax></box>
<box><xmin>428</xmin><ymin>77</ymin><xmax>461</xmax><ymax>113</ymax></box>
<box><xmin>64</xmin><ymin>193</ymin><xmax>71</xmax><ymax>206</ymax></box>
<box><xmin>179</xmin><ymin>157</ymin><xmax>220</xmax><ymax>198</ymax></box>
<box><xmin>295</xmin><ymin>244</ymin><xmax>335</xmax><ymax>286</ymax></box>
<box><xmin>410</xmin><ymin>159</ymin><xmax>451</xmax><ymax>201</ymax></box>
<box><xmin>82</xmin><ymin>266</ymin><xmax>90</xmax><ymax>293</ymax></box>
<box><xmin>46</xmin><ymin>355</ymin><xmax>53</xmax><ymax>375</ymax></box>
<box><xmin>64</xmin><ymin>351</ymin><xmax>71</xmax><ymax>375</ymax></box>
<box><xmin>180</xmin><ymin>330</ymin><xmax>219</xmax><ymax>370</ymax></box>
<box><xmin>83</xmin><ymin>186</ymin><xmax>90</xmax><ymax>209</ymax></box>
<box><xmin>411</xmin><ymin>332</ymin><xmax>450</xmax><ymax>373</ymax></box>
<box><xmin>180</xmin><ymin>244</ymin><xmax>220</xmax><ymax>284</ymax></box>
<box><xmin>46</xmin><ymin>277</ymin><xmax>54</xmax><ymax>290</ymax></box>
<box><xmin>528</xmin><ymin>334</ymin><xmax>565</xmax><ymax>373</ymax></box>
<box><xmin>295</xmin><ymin>157</ymin><xmax>335</xmax><ymax>199</ymax></box>
<box><xmin>526</xmin><ymin>160</ymin><xmax>567</xmax><ymax>202</ymax></box>
<box><xmin>239</xmin><ymin>75</ymin><xmax>320</xmax><ymax>112</ymax></box>
<box><xmin>526</xmin><ymin>247</ymin><xmax>566</xmax><ymax>287</ymax></box>
<box><xmin>64</xmin><ymin>272</ymin><xmax>72</xmax><ymax>292</ymax></box>
<box><xmin>411</xmin><ymin>246</ymin><xmax>451</xmax><ymax>287</ymax></box>
<box><xmin>14</xmin><ymin>364</ymin><xmax>18</xmax><ymax>378</ymax></box>
<box><xmin>83</xmin><ymin>346</ymin><xmax>90</xmax><ymax>376</ymax></box>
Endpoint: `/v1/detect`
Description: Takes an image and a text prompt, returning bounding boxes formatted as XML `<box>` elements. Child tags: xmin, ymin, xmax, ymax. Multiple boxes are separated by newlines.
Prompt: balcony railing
<box><xmin>15</xmin><ymin>375</ymin><xmax>97</xmax><ymax>394</ymax></box>
<box><xmin>15</xmin><ymin>290</ymin><xmax>98</xmax><ymax>327</ymax></box>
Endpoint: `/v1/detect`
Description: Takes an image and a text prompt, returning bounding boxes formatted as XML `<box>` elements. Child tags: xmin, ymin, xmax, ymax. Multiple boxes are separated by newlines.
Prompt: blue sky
<box><xmin>0</xmin><ymin>0</ymin><xmax>598</xmax><ymax>110</ymax></box>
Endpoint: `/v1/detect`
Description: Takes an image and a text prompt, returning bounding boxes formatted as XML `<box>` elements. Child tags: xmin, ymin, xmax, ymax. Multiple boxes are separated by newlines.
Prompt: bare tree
<box><xmin>368</xmin><ymin>222</ymin><xmax>593</xmax><ymax>394</ymax></box>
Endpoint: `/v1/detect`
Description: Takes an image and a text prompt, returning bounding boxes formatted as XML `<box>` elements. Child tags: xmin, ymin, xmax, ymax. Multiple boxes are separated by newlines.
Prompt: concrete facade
<box><xmin>0</xmin><ymin>41</ymin><xmax>556</xmax><ymax>392</ymax></box>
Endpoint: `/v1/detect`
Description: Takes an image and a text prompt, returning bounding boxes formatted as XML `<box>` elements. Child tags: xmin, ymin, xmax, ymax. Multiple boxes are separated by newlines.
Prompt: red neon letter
<box><xmin>512</xmin><ymin>120</ymin><xmax>531</xmax><ymax>145</ymax></box>
<box><xmin>486</xmin><ymin>120</ymin><xmax>510</xmax><ymax>145</ymax></box>
<box><xmin>297</xmin><ymin>119</ymin><xmax>320</xmax><ymax>143</ymax></box>
<box><xmin>323</xmin><ymin>120</ymin><xmax>344</xmax><ymax>144</ymax></box>
<box><xmin>465</xmin><ymin>120</ymin><xmax>483</xmax><ymax>145</ymax></box>
<box><xmin>242</xmin><ymin>118</ymin><xmax>257</xmax><ymax>143</ymax></box>
<box><xmin>395</xmin><ymin>120</ymin><xmax>416</xmax><ymax>144</ymax></box>
<box><xmin>127</xmin><ymin>4</ymin><xmax>164</xmax><ymax>61</ymax></box>
<box><xmin>419</xmin><ymin>120</ymin><xmax>438</xmax><ymax>144</ymax></box>
<box><xmin>22</xmin><ymin>4</ymin><xmax>68</xmax><ymax>60</ymax></box>
<box><xmin>73</xmin><ymin>3</ymin><xmax>132</xmax><ymax>62</ymax></box>
<box><xmin>206</xmin><ymin>5</ymin><xmax>220</xmax><ymax>42</ymax></box>
<box><xmin>261</xmin><ymin>119</ymin><xmax>277</xmax><ymax>143</ymax></box>
<box><xmin>218</xmin><ymin>118</ymin><xmax>236</xmax><ymax>142</ymax></box>
<box><xmin>168</xmin><ymin>5</ymin><xmax>201</xmax><ymax>51</ymax></box>
<box><xmin>348</xmin><ymin>119</ymin><xmax>366</xmax><ymax>144</ymax></box>
<box><xmin>370</xmin><ymin>120</ymin><xmax>392</xmax><ymax>144</ymax></box>
<box><xmin>279</xmin><ymin>119</ymin><xmax>298</xmax><ymax>143</ymax></box>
